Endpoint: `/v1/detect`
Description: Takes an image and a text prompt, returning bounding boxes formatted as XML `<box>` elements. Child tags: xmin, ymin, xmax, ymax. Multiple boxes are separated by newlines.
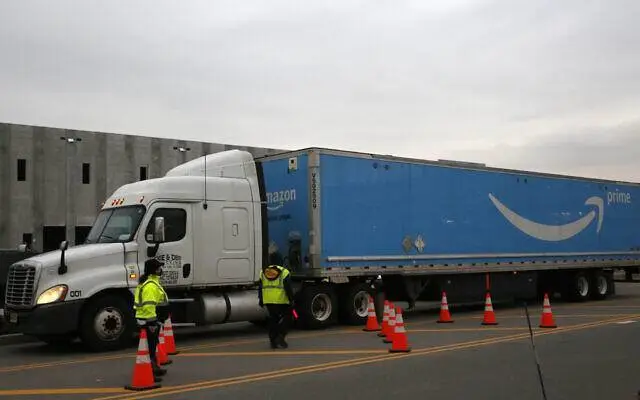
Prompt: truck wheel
<box><xmin>565</xmin><ymin>272</ymin><xmax>591</xmax><ymax>302</ymax></box>
<box><xmin>591</xmin><ymin>271</ymin><xmax>609</xmax><ymax>300</ymax></box>
<box><xmin>79</xmin><ymin>295</ymin><xmax>135</xmax><ymax>352</ymax></box>
<box><xmin>338</xmin><ymin>283</ymin><xmax>372</xmax><ymax>325</ymax></box>
<box><xmin>297</xmin><ymin>284</ymin><xmax>337</xmax><ymax>330</ymax></box>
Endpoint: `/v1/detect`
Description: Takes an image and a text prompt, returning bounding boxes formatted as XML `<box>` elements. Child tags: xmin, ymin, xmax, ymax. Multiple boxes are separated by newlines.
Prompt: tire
<box><xmin>296</xmin><ymin>283</ymin><xmax>338</xmax><ymax>330</ymax></box>
<box><xmin>79</xmin><ymin>294</ymin><xmax>135</xmax><ymax>352</ymax></box>
<box><xmin>565</xmin><ymin>271</ymin><xmax>591</xmax><ymax>302</ymax></box>
<box><xmin>338</xmin><ymin>283</ymin><xmax>372</xmax><ymax>325</ymax></box>
<box><xmin>591</xmin><ymin>271</ymin><xmax>610</xmax><ymax>300</ymax></box>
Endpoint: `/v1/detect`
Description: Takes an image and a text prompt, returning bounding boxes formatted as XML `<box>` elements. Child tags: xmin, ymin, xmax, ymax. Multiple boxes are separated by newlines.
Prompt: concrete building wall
<box><xmin>0</xmin><ymin>123</ymin><xmax>283</xmax><ymax>252</ymax></box>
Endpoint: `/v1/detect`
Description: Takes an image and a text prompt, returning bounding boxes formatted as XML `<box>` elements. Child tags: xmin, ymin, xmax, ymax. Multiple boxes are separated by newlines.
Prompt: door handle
<box><xmin>183</xmin><ymin>263</ymin><xmax>191</xmax><ymax>278</ymax></box>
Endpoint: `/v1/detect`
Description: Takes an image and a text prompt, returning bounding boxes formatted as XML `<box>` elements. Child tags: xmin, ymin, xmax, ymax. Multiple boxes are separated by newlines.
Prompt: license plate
<box><xmin>8</xmin><ymin>312</ymin><xmax>17</xmax><ymax>324</ymax></box>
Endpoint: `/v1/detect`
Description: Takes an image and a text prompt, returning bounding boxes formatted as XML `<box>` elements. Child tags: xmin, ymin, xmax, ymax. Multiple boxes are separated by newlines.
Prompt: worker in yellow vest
<box><xmin>258</xmin><ymin>254</ymin><xmax>295</xmax><ymax>349</ymax></box>
<box><xmin>133</xmin><ymin>258</ymin><xmax>169</xmax><ymax>380</ymax></box>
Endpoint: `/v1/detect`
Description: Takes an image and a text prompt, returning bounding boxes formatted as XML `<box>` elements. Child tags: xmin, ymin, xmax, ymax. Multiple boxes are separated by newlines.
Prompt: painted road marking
<box><xmin>90</xmin><ymin>314</ymin><xmax>640</xmax><ymax>400</ymax></box>
<box><xmin>410</xmin><ymin>327</ymin><xmax>531</xmax><ymax>332</ymax></box>
<box><xmin>0</xmin><ymin>328</ymin><xmax>358</xmax><ymax>373</ymax></box>
<box><xmin>0</xmin><ymin>310</ymin><xmax>524</xmax><ymax>374</ymax></box>
<box><xmin>177</xmin><ymin>350</ymin><xmax>389</xmax><ymax>357</ymax></box>
<box><xmin>468</xmin><ymin>313</ymin><xmax>637</xmax><ymax>320</ymax></box>
<box><xmin>0</xmin><ymin>307</ymin><xmax>630</xmax><ymax>374</ymax></box>
<box><xmin>616</xmin><ymin>320</ymin><xmax>636</xmax><ymax>325</ymax></box>
<box><xmin>0</xmin><ymin>388</ymin><xmax>127</xmax><ymax>396</ymax></box>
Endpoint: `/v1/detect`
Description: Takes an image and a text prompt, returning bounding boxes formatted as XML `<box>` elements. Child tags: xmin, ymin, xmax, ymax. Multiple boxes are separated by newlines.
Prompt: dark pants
<box><xmin>143</xmin><ymin>323</ymin><xmax>161</xmax><ymax>369</ymax></box>
<box><xmin>266</xmin><ymin>304</ymin><xmax>291</xmax><ymax>345</ymax></box>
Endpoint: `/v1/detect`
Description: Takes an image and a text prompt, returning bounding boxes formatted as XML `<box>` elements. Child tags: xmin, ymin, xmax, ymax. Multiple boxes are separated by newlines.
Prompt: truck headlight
<box><xmin>36</xmin><ymin>285</ymin><xmax>68</xmax><ymax>305</ymax></box>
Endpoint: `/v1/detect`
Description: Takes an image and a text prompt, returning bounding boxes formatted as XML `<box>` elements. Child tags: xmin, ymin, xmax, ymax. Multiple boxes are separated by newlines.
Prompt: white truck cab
<box><xmin>4</xmin><ymin>150</ymin><xmax>270</xmax><ymax>350</ymax></box>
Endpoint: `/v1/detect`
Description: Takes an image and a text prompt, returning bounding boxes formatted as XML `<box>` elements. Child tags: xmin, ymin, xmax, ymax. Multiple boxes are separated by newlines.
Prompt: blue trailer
<box><xmin>259</xmin><ymin>148</ymin><xmax>640</xmax><ymax>327</ymax></box>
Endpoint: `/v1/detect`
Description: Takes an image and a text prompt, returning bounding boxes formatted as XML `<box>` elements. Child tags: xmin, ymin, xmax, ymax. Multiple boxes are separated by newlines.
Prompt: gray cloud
<box><xmin>0</xmin><ymin>0</ymin><xmax>639</xmax><ymax>181</ymax></box>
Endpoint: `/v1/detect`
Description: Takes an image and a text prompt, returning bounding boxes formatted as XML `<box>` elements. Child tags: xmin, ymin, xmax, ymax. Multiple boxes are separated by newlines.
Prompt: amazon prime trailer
<box><xmin>259</xmin><ymin>148</ymin><xmax>640</xmax><ymax>310</ymax></box>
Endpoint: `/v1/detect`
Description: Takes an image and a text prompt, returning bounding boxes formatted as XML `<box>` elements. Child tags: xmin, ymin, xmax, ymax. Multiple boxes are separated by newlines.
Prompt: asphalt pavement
<box><xmin>1</xmin><ymin>283</ymin><xmax>640</xmax><ymax>399</ymax></box>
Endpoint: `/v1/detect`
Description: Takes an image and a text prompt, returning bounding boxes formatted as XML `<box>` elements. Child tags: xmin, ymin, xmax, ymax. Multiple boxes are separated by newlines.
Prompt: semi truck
<box><xmin>4</xmin><ymin>147</ymin><xmax>640</xmax><ymax>351</ymax></box>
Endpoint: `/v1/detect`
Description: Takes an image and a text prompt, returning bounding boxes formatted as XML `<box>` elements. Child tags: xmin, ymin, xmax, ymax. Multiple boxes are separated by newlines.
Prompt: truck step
<box><xmin>169</xmin><ymin>322</ymin><xmax>197</xmax><ymax>327</ymax></box>
<box><xmin>168</xmin><ymin>298</ymin><xmax>196</xmax><ymax>303</ymax></box>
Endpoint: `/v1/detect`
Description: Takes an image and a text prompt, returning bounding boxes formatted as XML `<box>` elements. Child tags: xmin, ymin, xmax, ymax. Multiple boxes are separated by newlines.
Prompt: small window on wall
<box><xmin>140</xmin><ymin>166</ymin><xmax>148</xmax><ymax>181</ymax></box>
<box><xmin>22</xmin><ymin>233</ymin><xmax>33</xmax><ymax>251</ymax></box>
<box><xmin>145</xmin><ymin>208</ymin><xmax>187</xmax><ymax>243</ymax></box>
<box><xmin>82</xmin><ymin>163</ymin><xmax>91</xmax><ymax>184</ymax></box>
<box><xmin>17</xmin><ymin>159</ymin><xmax>26</xmax><ymax>181</ymax></box>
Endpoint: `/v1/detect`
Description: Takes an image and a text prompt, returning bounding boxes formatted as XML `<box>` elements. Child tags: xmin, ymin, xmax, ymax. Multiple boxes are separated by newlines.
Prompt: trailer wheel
<box><xmin>591</xmin><ymin>271</ymin><xmax>609</xmax><ymax>300</ymax></box>
<box><xmin>338</xmin><ymin>283</ymin><xmax>372</xmax><ymax>325</ymax></box>
<box><xmin>565</xmin><ymin>271</ymin><xmax>591</xmax><ymax>302</ymax></box>
<box><xmin>296</xmin><ymin>284</ymin><xmax>337</xmax><ymax>330</ymax></box>
<box><xmin>79</xmin><ymin>294</ymin><xmax>135</xmax><ymax>352</ymax></box>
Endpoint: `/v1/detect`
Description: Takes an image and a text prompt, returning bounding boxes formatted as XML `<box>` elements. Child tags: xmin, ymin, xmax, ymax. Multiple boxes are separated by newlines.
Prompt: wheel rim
<box><xmin>311</xmin><ymin>293</ymin><xmax>332</xmax><ymax>322</ymax></box>
<box><xmin>94</xmin><ymin>307</ymin><xmax>125</xmax><ymax>341</ymax></box>
<box><xmin>597</xmin><ymin>275</ymin><xmax>608</xmax><ymax>295</ymax></box>
<box><xmin>353</xmin><ymin>291</ymin><xmax>370</xmax><ymax>318</ymax></box>
<box><xmin>577</xmin><ymin>276</ymin><xmax>589</xmax><ymax>297</ymax></box>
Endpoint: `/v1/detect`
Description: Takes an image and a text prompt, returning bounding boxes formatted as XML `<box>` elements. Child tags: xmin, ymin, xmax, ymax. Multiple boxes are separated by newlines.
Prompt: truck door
<box><xmin>140</xmin><ymin>203</ymin><xmax>194</xmax><ymax>288</ymax></box>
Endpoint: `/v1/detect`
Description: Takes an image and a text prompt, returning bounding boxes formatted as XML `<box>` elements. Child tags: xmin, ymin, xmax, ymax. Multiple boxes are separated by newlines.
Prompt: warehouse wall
<box><xmin>0</xmin><ymin>123</ymin><xmax>282</xmax><ymax>252</ymax></box>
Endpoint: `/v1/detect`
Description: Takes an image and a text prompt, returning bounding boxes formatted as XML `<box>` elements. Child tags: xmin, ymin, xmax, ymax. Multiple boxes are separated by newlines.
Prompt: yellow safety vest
<box><xmin>260</xmin><ymin>265</ymin><xmax>290</xmax><ymax>305</ymax></box>
<box><xmin>133</xmin><ymin>275</ymin><xmax>169</xmax><ymax>321</ymax></box>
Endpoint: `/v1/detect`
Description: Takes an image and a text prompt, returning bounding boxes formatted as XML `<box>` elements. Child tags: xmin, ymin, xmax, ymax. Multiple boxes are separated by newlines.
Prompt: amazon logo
<box><xmin>266</xmin><ymin>189</ymin><xmax>297</xmax><ymax>211</ymax></box>
<box><xmin>488</xmin><ymin>193</ymin><xmax>604</xmax><ymax>242</ymax></box>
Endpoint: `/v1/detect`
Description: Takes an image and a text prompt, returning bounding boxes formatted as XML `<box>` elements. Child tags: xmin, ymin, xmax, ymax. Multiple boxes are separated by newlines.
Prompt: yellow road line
<box><xmin>0</xmin><ymin>309</ymin><xmax>519</xmax><ymax>373</ymax></box>
<box><xmin>92</xmin><ymin>314</ymin><xmax>639</xmax><ymax>400</ymax></box>
<box><xmin>0</xmin><ymin>388</ymin><xmax>126</xmax><ymax>396</ymax></box>
<box><xmin>468</xmin><ymin>313</ymin><xmax>637</xmax><ymax>319</ymax></box>
<box><xmin>0</xmin><ymin>303</ymin><xmax>632</xmax><ymax>374</ymax></box>
<box><xmin>0</xmin><ymin>328</ymin><xmax>354</xmax><ymax>373</ymax></box>
<box><xmin>178</xmin><ymin>349</ymin><xmax>389</xmax><ymax>357</ymax></box>
<box><xmin>410</xmin><ymin>327</ymin><xmax>531</xmax><ymax>332</ymax></box>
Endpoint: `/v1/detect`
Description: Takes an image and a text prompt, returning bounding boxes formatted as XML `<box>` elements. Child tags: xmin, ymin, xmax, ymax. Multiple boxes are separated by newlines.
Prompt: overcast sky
<box><xmin>1</xmin><ymin>0</ymin><xmax>639</xmax><ymax>181</ymax></box>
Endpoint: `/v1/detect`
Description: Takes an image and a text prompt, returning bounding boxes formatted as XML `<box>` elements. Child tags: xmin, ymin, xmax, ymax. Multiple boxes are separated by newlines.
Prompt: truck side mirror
<box><xmin>153</xmin><ymin>217</ymin><xmax>165</xmax><ymax>243</ymax></box>
<box><xmin>58</xmin><ymin>240</ymin><xmax>69</xmax><ymax>275</ymax></box>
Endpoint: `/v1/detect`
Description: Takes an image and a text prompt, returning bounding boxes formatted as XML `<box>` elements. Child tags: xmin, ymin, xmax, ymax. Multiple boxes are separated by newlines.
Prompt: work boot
<box><xmin>153</xmin><ymin>367</ymin><xmax>167</xmax><ymax>377</ymax></box>
<box><xmin>278</xmin><ymin>336</ymin><xmax>288</xmax><ymax>349</ymax></box>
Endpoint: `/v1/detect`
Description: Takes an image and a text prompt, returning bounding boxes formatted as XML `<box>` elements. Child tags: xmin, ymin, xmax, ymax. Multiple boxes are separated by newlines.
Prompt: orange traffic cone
<box><xmin>363</xmin><ymin>295</ymin><xmax>381</xmax><ymax>332</ymax></box>
<box><xmin>481</xmin><ymin>292</ymin><xmax>498</xmax><ymax>326</ymax></box>
<box><xmin>125</xmin><ymin>329</ymin><xmax>161</xmax><ymax>391</ymax></box>
<box><xmin>163</xmin><ymin>315</ymin><xmax>179</xmax><ymax>355</ymax></box>
<box><xmin>156</xmin><ymin>326</ymin><xmax>172</xmax><ymax>366</ymax></box>
<box><xmin>383</xmin><ymin>306</ymin><xmax>397</xmax><ymax>344</ymax></box>
<box><xmin>437</xmin><ymin>291</ymin><xmax>454</xmax><ymax>323</ymax></box>
<box><xmin>389</xmin><ymin>307</ymin><xmax>411</xmax><ymax>353</ymax></box>
<box><xmin>539</xmin><ymin>293</ymin><xmax>557</xmax><ymax>328</ymax></box>
<box><xmin>377</xmin><ymin>301</ymin><xmax>390</xmax><ymax>337</ymax></box>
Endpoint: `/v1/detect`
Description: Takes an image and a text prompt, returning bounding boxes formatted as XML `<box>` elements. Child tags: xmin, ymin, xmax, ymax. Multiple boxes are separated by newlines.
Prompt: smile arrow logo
<box><xmin>488</xmin><ymin>193</ymin><xmax>604</xmax><ymax>242</ymax></box>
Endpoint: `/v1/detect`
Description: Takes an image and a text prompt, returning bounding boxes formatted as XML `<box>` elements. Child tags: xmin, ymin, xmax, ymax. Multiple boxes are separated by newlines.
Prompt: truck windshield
<box><xmin>84</xmin><ymin>205</ymin><xmax>146</xmax><ymax>244</ymax></box>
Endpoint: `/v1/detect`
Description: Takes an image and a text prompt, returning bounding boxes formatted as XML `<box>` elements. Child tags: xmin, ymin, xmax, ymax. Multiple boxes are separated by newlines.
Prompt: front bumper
<box><xmin>3</xmin><ymin>300</ymin><xmax>83</xmax><ymax>336</ymax></box>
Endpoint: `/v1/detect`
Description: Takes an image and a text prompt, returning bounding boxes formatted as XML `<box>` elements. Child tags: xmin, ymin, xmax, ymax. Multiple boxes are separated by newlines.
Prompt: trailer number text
<box><xmin>311</xmin><ymin>173</ymin><xmax>318</xmax><ymax>209</ymax></box>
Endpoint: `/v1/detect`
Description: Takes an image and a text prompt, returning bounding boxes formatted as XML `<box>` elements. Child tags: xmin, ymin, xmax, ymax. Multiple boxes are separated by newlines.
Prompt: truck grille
<box><xmin>5</xmin><ymin>264</ymin><xmax>37</xmax><ymax>307</ymax></box>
